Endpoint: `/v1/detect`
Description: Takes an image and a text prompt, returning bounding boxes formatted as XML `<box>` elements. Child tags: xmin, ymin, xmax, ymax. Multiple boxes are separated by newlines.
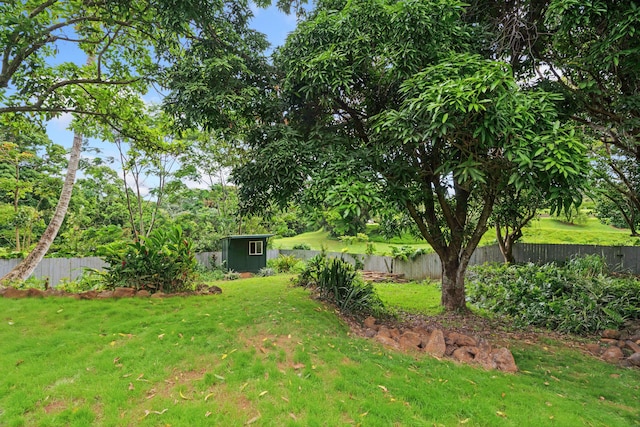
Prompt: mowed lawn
<box><xmin>1</xmin><ymin>276</ymin><xmax>639</xmax><ymax>426</ymax></box>
<box><xmin>273</xmin><ymin>217</ymin><xmax>638</xmax><ymax>255</ymax></box>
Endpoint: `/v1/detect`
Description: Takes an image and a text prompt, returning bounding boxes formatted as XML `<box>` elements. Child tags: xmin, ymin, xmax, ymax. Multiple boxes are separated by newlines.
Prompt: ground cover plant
<box><xmin>1</xmin><ymin>276</ymin><xmax>639</xmax><ymax>426</ymax></box>
<box><xmin>467</xmin><ymin>255</ymin><xmax>640</xmax><ymax>334</ymax></box>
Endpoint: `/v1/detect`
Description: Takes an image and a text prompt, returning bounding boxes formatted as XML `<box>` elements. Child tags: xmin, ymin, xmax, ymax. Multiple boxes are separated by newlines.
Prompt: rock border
<box><xmin>357</xmin><ymin>316</ymin><xmax>518</xmax><ymax>373</ymax></box>
<box><xmin>585</xmin><ymin>328</ymin><xmax>640</xmax><ymax>368</ymax></box>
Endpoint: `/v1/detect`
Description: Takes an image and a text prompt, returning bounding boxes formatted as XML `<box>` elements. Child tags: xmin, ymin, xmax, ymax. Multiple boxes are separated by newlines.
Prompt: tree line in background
<box><xmin>0</xmin><ymin>0</ymin><xmax>638</xmax><ymax>311</ymax></box>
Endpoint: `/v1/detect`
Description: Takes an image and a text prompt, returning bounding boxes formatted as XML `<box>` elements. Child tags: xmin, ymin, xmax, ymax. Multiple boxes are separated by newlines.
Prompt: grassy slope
<box><xmin>273</xmin><ymin>217</ymin><xmax>638</xmax><ymax>254</ymax></box>
<box><xmin>1</xmin><ymin>277</ymin><xmax>639</xmax><ymax>426</ymax></box>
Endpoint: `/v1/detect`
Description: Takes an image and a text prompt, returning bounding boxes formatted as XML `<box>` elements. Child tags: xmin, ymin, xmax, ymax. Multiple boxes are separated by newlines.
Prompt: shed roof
<box><xmin>221</xmin><ymin>234</ymin><xmax>274</xmax><ymax>240</ymax></box>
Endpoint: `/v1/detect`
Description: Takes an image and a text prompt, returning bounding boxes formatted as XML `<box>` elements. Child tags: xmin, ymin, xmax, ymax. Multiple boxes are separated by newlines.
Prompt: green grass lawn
<box><xmin>272</xmin><ymin>229</ymin><xmax>433</xmax><ymax>255</ymax></box>
<box><xmin>273</xmin><ymin>217</ymin><xmax>639</xmax><ymax>255</ymax></box>
<box><xmin>1</xmin><ymin>276</ymin><xmax>639</xmax><ymax>426</ymax></box>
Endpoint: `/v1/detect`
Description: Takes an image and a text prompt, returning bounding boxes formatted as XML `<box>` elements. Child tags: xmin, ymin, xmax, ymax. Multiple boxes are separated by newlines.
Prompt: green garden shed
<box><xmin>220</xmin><ymin>234</ymin><xmax>273</xmax><ymax>273</ymax></box>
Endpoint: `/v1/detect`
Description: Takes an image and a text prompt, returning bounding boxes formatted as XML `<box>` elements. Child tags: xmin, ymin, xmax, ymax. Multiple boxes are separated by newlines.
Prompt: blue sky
<box><xmin>45</xmin><ymin>5</ymin><xmax>298</xmax><ymax>164</ymax></box>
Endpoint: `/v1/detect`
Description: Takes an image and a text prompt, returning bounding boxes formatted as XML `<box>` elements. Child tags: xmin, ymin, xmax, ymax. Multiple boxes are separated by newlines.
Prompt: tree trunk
<box><xmin>440</xmin><ymin>255</ymin><xmax>469</xmax><ymax>311</ymax></box>
<box><xmin>496</xmin><ymin>225</ymin><xmax>517</xmax><ymax>264</ymax></box>
<box><xmin>0</xmin><ymin>131</ymin><xmax>82</xmax><ymax>284</ymax></box>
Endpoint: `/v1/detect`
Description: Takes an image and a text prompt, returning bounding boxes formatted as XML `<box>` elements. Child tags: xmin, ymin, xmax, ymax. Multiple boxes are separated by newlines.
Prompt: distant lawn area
<box><xmin>272</xmin><ymin>216</ymin><xmax>639</xmax><ymax>255</ymax></box>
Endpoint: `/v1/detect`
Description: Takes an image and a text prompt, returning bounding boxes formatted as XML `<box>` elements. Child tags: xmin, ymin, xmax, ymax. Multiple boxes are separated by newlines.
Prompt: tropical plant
<box><xmin>268</xmin><ymin>254</ymin><xmax>300</xmax><ymax>273</ymax></box>
<box><xmin>103</xmin><ymin>225</ymin><xmax>198</xmax><ymax>293</ymax></box>
<box><xmin>316</xmin><ymin>258</ymin><xmax>384</xmax><ymax>316</ymax></box>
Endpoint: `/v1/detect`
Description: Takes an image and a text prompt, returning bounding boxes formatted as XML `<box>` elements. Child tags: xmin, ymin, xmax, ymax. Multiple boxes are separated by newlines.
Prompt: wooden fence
<box><xmin>1</xmin><ymin>244</ymin><xmax>639</xmax><ymax>287</ymax></box>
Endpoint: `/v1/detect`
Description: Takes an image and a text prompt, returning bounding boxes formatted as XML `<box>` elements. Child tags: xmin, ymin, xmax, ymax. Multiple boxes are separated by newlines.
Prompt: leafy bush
<box><xmin>224</xmin><ymin>270</ymin><xmax>240</xmax><ymax>280</ymax></box>
<box><xmin>295</xmin><ymin>256</ymin><xmax>384</xmax><ymax>316</ymax></box>
<box><xmin>467</xmin><ymin>255</ymin><xmax>640</xmax><ymax>334</ymax></box>
<box><xmin>292</xmin><ymin>243</ymin><xmax>311</xmax><ymax>250</ymax></box>
<box><xmin>268</xmin><ymin>254</ymin><xmax>300</xmax><ymax>273</ymax></box>
<box><xmin>258</xmin><ymin>267</ymin><xmax>276</xmax><ymax>277</ymax></box>
<box><xmin>57</xmin><ymin>269</ymin><xmax>107</xmax><ymax>293</ymax></box>
<box><xmin>389</xmin><ymin>246</ymin><xmax>427</xmax><ymax>261</ymax></box>
<box><xmin>102</xmin><ymin>225</ymin><xmax>199</xmax><ymax>293</ymax></box>
<box><xmin>4</xmin><ymin>276</ymin><xmax>47</xmax><ymax>290</ymax></box>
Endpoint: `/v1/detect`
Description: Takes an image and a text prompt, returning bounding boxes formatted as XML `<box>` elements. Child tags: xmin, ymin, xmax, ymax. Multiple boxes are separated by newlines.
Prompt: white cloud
<box><xmin>49</xmin><ymin>112</ymin><xmax>73</xmax><ymax>130</ymax></box>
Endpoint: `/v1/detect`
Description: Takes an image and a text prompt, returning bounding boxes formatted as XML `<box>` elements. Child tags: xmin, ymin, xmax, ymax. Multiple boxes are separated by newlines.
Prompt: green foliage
<box><xmin>224</xmin><ymin>270</ymin><xmax>241</xmax><ymax>280</ymax></box>
<box><xmin>365</xmin><ymin>242</ymin><xmax>376</xmax><ymax>255</ymax></box>
<box><xmin>467</xmin><ymin>255</ymin><xmax>640</xmax><ymax>334</ymax></box>
<box><xmin>389</xmin><ymin>246</ymin><xmax>427</xmax><ymax>261</ymax></box>
<box><xmin>296</xmin><ymin>255</ymin><xmax>384</xmax><ymax>316</ymax></box>
<box><xmin>56</xmin><ymin>270</ymin><xmax>107</xmax><ymax>293</ymax></box>
<box><xmin>3</xmin><ymin>276</ymin><xmax>47</xmax><ymax>290</ymax></box>
<box><xmin>317</xmin><ymin>258</ymin><xmax>384</xmax><ymax>316</ymax></box>
<box><xmin>102</xmin><ymin>225</ymin><xmax>198</xmax><ymax>293</ymax></box>
<box><xmin>234</xmin><ymin>0</ymin><xmax>588</xmax><ymax>311</ymax></box>
<box><xmin>292</xmin><ymin>243</ymin><xmax>311</xmax><ymax>250</ymax></box>
<box><xmin>268</xmin><ymin>254</ymin><xmax>300</xmax><ymax>273</ymax></box>
<box><xmin>257</xmin><ymin>267</ymin><xmax>276</xmax><ymax>277</ymax></box>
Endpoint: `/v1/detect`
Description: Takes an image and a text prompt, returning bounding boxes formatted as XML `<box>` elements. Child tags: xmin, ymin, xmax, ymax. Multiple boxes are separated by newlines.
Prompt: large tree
<box><xmin>0</xmin><ymin>0</ymin><xmax>274</xmax><ymax>282</ymax></box>
<box><xmin>233</xmin><ymin>0</ymin><xmax>587</xmax><ymax>310</ymax></box>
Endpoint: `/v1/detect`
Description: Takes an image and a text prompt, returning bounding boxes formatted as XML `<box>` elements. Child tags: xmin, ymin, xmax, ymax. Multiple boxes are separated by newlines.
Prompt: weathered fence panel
<box><xmin>513</xmin><ymin>244</ymin><xmax>640</xmax><ymax>273</ymax></box>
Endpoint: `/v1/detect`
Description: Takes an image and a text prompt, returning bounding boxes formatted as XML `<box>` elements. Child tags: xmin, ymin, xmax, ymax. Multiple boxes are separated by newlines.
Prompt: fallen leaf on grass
<box><xmin>460</xmin><ymin>418</ymin><xmax>470</xmax><ymax>424</ymax></box>
<box><xmin>205</xmin><ymin>393</ymin><xmax>214</xmax><ymax>401</ymax></box>
<box><xmin>289</xmin><ymin>413</ymin><xmax>297</xmax><ymax>420</ymax></box>
<box><xmin>281</xmin><ymin>396</ymin><xmax>289</xmax><ymax>402</ymax></box>
<box><xmin>221</xmin><ymin>354</ymin><xmax>228</xmax><ymax>360</ymax></box>
<box><xmin>378</xmin><ymin>385</ymin><xmax>388</xmax><ymax>393</ymax></box>
<box><xmin>205</xmin><ymin>411</ymin><xmax>212</xmax><ymax>417</ymax></box>
<box><xmin>128</xmin><ymin>383</ymin><xmax>134</xmax><ymax>391</ymax></box>
<box><xmin>143</xmin><ymin>408</ymin><xmax>168</xmax><ymax>418</ymax></box>
<box><xmin>259</xmin><ymin>391</ymin><xmax>268</xmax><ymax>397</ymax></box>
<box><xmin>246</xmin><ymin>414</ymin><xmax>261</xmax><ymax>425</ymax></box>
<box><xmin>496</xmin><ymin>411</ymin><xmax>507</xmax><ymax>418</ymax></box>
<box><xmin>292</xmin><ymin>363</ymin><xmax>305</xmax><ymax>370</ymax></box>
<box><xmin>157</xmin><ymin>334</ymin><xmax>165</xmax><ymax>340</ymax></box>
<box><xmin>179</xmin><ymin>391</ymin><xmax>191</xmax><ymax>400</ymax></box>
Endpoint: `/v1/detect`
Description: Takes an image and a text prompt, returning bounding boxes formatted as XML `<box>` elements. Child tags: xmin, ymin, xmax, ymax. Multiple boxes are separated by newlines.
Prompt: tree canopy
<box><xmin>233</xmin><ymin>0</ymin><xmax>588</xmax><ymax>310</ymax></box>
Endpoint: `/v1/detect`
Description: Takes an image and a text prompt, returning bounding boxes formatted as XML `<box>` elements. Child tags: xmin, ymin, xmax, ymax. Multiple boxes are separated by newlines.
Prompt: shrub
<box><xmin>224</xmin><ymin>270</ymin><xmax>241</xmax><ymax>280</ymax></box>
<box><xmin>389</xmin><ymin>246</ymin><xmax>427</xmax><ymax>261</ymax></box>
<box><xmin>57</xmin><ymin>269</ymin><xmax>107</xmax><ymax>293</ymax></box>
<box><xmin>292</xmin><ymin>243</ymin><xmax>311</xmax><ymax>250</ymax></box>
<box><xmin>268</xmin><ymin>254</ymin><xmax>300</xmax><ymax>273</ymax></box>
<box><xmin>102</xmin><ymin>225</ymin><xmax>199</xmax><ymax>293</ymax></box>
<box><xmin>4</xmin><ymin>276</ymin><xmax>47</xmax><ymax>290</ymax></box>
<box><xmin>258</xmin><ymin>267</ymin><xmax>276</xmax><ymax>277</ymax></box>
<box><xmin>296</xmin><ymin>256</ymin><xmax>384</xmax><ymax>316</ymax></box>
<box><xmin>467</xmin><ymin>255</ymin><xmax>640</xmax><ymax>334</ymax></box>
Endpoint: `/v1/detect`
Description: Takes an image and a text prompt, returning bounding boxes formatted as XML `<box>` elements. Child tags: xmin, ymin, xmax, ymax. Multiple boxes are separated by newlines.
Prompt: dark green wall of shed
<box><xmin>221</xmin><ymin>238</ymin><xmax>268</xmax><ymax>273</ymax></box>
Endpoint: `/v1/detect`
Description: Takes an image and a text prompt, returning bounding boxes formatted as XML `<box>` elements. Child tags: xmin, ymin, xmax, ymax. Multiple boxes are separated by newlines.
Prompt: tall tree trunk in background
<box><xmin>0</xmin><ymin>131</ymin><xmax>82</xmax><ymax>284</ymax></box>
